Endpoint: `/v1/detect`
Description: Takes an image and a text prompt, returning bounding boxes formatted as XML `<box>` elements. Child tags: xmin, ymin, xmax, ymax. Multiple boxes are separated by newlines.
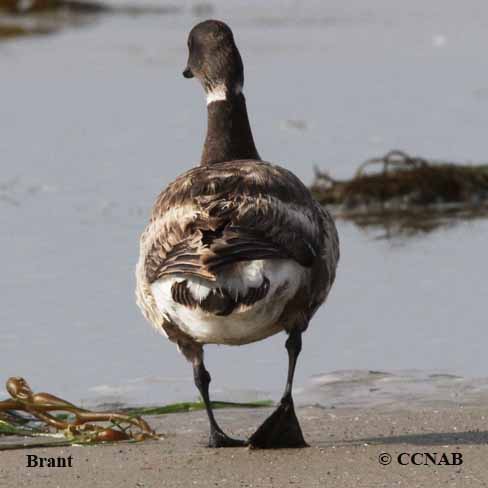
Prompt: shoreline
<box><xmin>2</xmin><ymin>403</ymin><xmax>488</xmax><ymax>486</ymax></box>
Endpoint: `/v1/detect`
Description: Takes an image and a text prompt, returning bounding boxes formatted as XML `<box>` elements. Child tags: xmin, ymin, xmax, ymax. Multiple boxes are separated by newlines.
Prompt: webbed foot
<box><xmin>208</xmin><ymin>428</ymin><xmax>247</xmax><ymax>448</ymax></box>
<box><xmin>248</xmin><ymin>397</ymin><xmax>308</xmax><ymax>449</ymax></box>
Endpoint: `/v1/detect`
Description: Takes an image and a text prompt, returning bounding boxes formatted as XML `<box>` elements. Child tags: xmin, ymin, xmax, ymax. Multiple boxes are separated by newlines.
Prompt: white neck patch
<box><xmin>206</xmin><ymin>86</ymin><xmax>227</xmax><ymax>105</ymax></box>
<box><xmin>206</xmin><ymin>84</ymin><xmax>243</xmax><ymax>106</ymax></box>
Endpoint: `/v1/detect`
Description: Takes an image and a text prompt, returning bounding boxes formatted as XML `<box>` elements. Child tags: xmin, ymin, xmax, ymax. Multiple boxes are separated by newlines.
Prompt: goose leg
<box><xmin>193</xmin><ymin>359</ymin><xmax>247</xmax><ymax>448</ymax></box>
<box><xmin>249</xmin><ymin>328</ymin><xmax>308</xmax><ymax>448</ymax></box>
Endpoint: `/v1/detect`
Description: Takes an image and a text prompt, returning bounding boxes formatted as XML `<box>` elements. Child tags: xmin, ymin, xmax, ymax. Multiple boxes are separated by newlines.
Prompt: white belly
<box><xmin>150</xmin><ymin>259</ymin><xmax>307</xmax><ymax>345</ymax></box>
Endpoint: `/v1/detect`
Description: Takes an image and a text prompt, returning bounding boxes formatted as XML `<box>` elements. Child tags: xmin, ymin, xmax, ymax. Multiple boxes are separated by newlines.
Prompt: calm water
<box><xmin>1</xmin><ymin>0</ymin><xmax>487</xmax><ymax>407</ymax></box>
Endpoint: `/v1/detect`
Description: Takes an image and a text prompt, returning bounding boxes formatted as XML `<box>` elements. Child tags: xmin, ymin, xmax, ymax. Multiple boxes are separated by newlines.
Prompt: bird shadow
<box><xmin>317</xmin><ymin>430</ymin><xmax>488</xmax><ymax>448</ymax></box>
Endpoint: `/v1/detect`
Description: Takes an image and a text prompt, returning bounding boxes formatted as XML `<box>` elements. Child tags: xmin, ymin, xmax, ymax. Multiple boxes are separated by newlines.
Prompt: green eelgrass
<box><xmin>0</xmin><ymin>420</ymin><xmax>44</xmax><ymax>436</ymax></box>
<box><xmin>124</xmin><ymin>399</ymin><xmax>273</xmax><ymax>417</ymax></box>
<box><xmin>0</xmin><ymin>399</ymin><xmax>273</xmax><ymax>451</ymax></box>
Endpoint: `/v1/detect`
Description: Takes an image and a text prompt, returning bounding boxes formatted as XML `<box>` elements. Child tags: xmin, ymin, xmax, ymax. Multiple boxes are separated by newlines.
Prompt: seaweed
<box><xmin>0</xmin><ymin>0</ymin><xmax>181</xmax><ymax>41</ymax></box>
<box><xmin>311</xmin><ymin>150</ymin><xmax>488</xmax><ymax>235</ymax></box>
<box><xmin>0</xmin><ymin>377</ymin><xmax>272</xmax><ymax>451</ymax></box>
<box><xmin>0</xmin><ymin>23</ymin><xmax>54</xmax><ymax>39</ymax></box>
<box><xmin>124</xmin><ymin>400</ymin><xmax>273</xmax><ymax>417</ymax></box>
<box><xmin>0</xmin><ymin>377</ymin><xmax>157</xmax><ymax>449</ymax></box>
<box><xmin>0</xmin><ymin>0</ymin><xmax>180</xmax><ymax>15</ymax></box>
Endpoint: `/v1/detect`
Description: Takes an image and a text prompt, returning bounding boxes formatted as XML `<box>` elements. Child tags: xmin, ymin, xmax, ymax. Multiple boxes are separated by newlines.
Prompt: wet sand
<box><xmin>2</xmin><ymin>404</ymin><xmax>488</xmax><ymax>487</ymax></box>
<box><xmin>2</xmin><ymin>0</ymin><xmax>488</xmax><ymax>407</ymax></box>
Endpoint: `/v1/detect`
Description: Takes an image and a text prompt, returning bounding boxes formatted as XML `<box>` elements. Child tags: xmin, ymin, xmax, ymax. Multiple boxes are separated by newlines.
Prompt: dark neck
<box><xmin>201</xmin><ymin>93</ymin><xmax>260</xmax><ymax>166</ymax></box>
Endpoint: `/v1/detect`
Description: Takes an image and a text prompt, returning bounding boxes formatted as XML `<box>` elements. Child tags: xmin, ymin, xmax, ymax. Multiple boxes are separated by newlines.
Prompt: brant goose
<box><xmin>136</xmin><ymin>20</ymin><xmax>339</xmax><ymax>448</ymax></box>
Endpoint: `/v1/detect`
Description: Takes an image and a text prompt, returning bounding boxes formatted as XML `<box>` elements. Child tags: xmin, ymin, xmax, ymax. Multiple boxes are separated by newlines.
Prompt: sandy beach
<box><xmin>2</xmin><ymin>404</ymin><xmax>488</xmax><ymax>487</ymax></box>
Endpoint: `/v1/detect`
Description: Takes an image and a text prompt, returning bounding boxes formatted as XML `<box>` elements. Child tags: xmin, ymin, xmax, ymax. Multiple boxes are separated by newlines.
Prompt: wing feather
<box><xmin>142</xmin><ymin>161</ymin><xmax>328</xmax><ymax>284</ymax></box>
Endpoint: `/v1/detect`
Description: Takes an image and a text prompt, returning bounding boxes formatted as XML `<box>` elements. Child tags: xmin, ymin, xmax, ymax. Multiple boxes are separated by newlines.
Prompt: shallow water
<box><xmin>1</xmin><ymin>0</ymin><xmax>488</xmax><ymax>408</ymax></box>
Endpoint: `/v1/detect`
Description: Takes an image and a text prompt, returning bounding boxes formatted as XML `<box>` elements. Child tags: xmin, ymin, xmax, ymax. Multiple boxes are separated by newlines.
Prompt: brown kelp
<box><xmin>0</xmin><ymin>377</ymin><xmax>156</xmax><ymax>448</ymax></box>
<box><xmin>0</xmin><ymin>377</ymin><xmax>273</xmax><ymax>450</ymax></box>
<box><xmin>0</xmin><ymin>0</ymin><xmax>180</xmax><ymax>14</ymax></box>
<box><xmin>0</xmin><ymin>23</ymin><xmax>54</xmax><ymax>38</ymax></box>
<box><xmin>0</xmin><ymin>0</ymin><xmax>180</xmax><ymax>41</ymax></box>
<box><xmin>311</xmin><ymin>150</ymin><xmax>488</xmax><ymax>235</ymax></box>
